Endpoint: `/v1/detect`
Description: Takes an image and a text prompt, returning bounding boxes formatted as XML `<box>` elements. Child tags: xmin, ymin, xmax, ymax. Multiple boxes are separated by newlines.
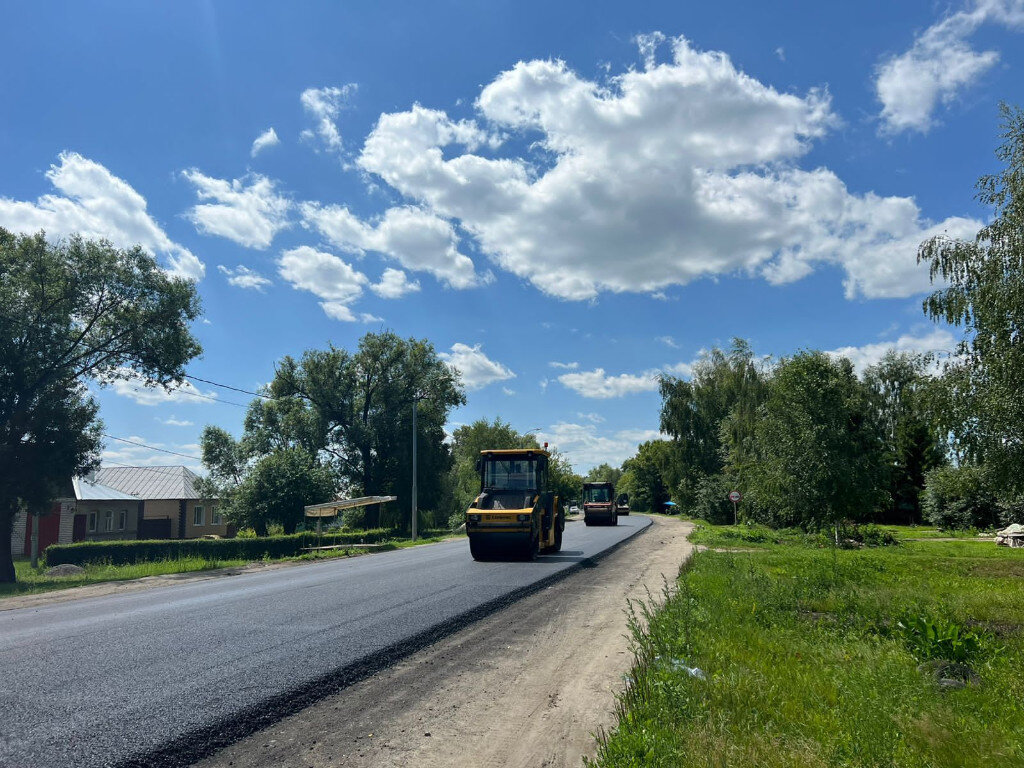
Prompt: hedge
<box><xmin>45</xmin><ymin>528</ymin><xmax>396</xmax><ymax>567</ymax></box>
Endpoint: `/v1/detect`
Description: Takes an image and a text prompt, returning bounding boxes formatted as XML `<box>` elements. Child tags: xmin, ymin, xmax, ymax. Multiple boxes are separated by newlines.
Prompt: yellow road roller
<box><xmin>466</xmin><ymin>449</ymin><xmax>564</xmax><ymax>560</ymax></box>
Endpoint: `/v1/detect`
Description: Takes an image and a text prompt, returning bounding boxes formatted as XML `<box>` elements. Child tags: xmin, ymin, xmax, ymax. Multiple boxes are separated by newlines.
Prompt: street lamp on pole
<box><xmin>410</xmin><ymin>394</ymin><xmax>429</xmax><ymax>542</ymax></box>
<box><xmin>411</xmin><ymin>398</ymin><xmax>418</xmax><ymax>542</ymax></box>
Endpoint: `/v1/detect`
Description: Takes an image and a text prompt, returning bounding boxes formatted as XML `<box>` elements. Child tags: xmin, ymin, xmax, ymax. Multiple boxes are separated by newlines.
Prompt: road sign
<box><xmin>728</xmin><ymin>490</ymin><xmax>741</xmax><ymax>503</ymax></box>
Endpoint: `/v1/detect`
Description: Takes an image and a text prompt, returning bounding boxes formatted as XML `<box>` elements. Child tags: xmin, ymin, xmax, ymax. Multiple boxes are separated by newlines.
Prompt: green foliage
<box><xmin>918</xmin><ymin>104</ymin><xmax>1024</xmax><ymax>495</ymax></box>
<box><xmin>44</xmin><ymin>528</ymin><xmax>395</xmax><ymax>567</ymax></box>
<box><xmin>585</xmin><ymin>463</ymin><xmax>623</xmax><ymax>486</ymax></box>
<box><xmin>229</xmin><ymin>448</ymin><xmax>336</xmax><ymax>535</ymax></box>
<box><xmin>622</xmin><ymin>441</ymin><xmax>675</xmax><ymax>512</ymax></box>
<box><xmin>863</xmin><ymin>351</ymin><xmax>947</xmax><ymax>524</ymax></box>
<box><xmin>746</xmin><ymin>352</ymin><xmax>886</xmax><ymax>530</ymax></box>
<box><xmin>691</xmin><ymin>473</ymin><xmax>735</xmax><ymax>525</ymax></box>
<box><xmin>0</xmin><ymin>229</ymin><xmax>201</xmax><ymax>582</ymax></box>
<box><xmin>548</xmin><ymin>449</ymin><xmax>584</xmax><ymax>508</ymax></box>
<box><xmin>201</xmin><ymin>332</ymin><xmax>464</xmax><ymax>532</ymax></box>
<box><xmin>844</xmin><ymin>523</ymin><xmax>899</xmax><ymax>548</ymax></box>
<box><xmin>922</xmin><ymin>464</ymin><xmax>999</xmax><ymax>530</ymax></box>
<box><xmin>896</xmin><ymin>615</ymin><xmax>994</xmax><ymax>664</ymax></box>
<box><xmin>660</xmin><ymin>339</ymin><xmax>769</xmax><ymax>493</ymax></box>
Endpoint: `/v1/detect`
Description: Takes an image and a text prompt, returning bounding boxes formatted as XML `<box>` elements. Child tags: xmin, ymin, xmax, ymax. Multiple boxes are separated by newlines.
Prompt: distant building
<box><xmin>8</xmin><ymin>465</ymin><xmax>228</xmax><ymax>557</ymax></box>
<box><xmin>10</xmin><ymin>476</ymin><xmax>142</xmax><ymax>556</ymax></box>
<box><xmin>95</xmin><ymin>466</ymin><xmax>228</xmax><ymax>540</ymax></box>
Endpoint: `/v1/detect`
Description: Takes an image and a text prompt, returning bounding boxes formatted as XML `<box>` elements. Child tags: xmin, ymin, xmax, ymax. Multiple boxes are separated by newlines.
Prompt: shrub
<box><xmin>45</xmin><ymin>528</ymin><xmax>395</xmax><ymax>567</ymax></box>
<box><xmin>841</xmin><ymin>522</ymin><xmax>899</xmax><ymax>547</ymax></box>
<box><xmin>997</xmin><ymin>495</ymin><xmax>1024</xmax><ymax>527</ymax></box>
<box><xmin>692</xmin><ymin>473</ymin><xmax>735</xmax><ymax>525</ymax></box>
<box><xmin>922</xmin><ymin>465</ymin><xmax>999</xmax><ymax>530</ymax></box>
<box><xmin>341</xmin><ymin>506</ymin><xmax>366</xmax><ymax>529</ymax></box>
<box><xmin>897</xmin><ymin>615</ymin><xmax>995</xmax><ymax>664</ymax></box>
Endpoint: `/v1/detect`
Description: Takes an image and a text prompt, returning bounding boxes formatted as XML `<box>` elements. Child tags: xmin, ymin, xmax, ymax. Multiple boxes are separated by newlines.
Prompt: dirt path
<box><xmin>196</xmin><ymin>515</ymin><xmax>695</xmax><ymax>768</ymax></box>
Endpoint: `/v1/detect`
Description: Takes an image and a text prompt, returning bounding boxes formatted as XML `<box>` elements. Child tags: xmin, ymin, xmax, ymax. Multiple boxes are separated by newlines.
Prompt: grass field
<box><xmin>591</xmin><ymin>522</ymin><xmax>1024</xmax><ymax>768</ymax></box>
<box><xmin>1</xmin><ymin>533</ymin><xmax>458</xmax><ymax>598</ymax></box>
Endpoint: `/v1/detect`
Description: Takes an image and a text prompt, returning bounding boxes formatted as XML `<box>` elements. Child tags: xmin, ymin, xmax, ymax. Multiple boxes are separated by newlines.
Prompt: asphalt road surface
<box><xmin>0</xmin><ymin>515</ymin><xmax>650</xmax><ymax>768</ymax></box>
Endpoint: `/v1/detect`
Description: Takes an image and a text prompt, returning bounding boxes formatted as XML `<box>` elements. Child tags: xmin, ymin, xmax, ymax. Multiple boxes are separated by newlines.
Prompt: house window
<box><xmin>211</xmin><ymin>507</ymin><xmax>222</xmax><ymax>525</ymax></box>
<box><xmin>88</xmin><ymin>512</ymin><xmax>97</xmax><ymax>532</ymax></box>
<box><xmin>193</xmin><ymin>505</ymin><xmax>205</xmax><ymax>526</ymax></box>
<box><xmin>118</xmin><ymin>510</ymin><xmax>127</xmax><ymax>530</ymax></box>
<box><xmin>104</xmin><ymin>509</ymin><xmax>113</xmax><ymax>532</ymax></box>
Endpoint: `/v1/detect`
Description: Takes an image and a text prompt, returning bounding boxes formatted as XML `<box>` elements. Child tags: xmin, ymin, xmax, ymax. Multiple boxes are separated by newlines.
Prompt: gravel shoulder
<box><xmin>196</xmin><ymin>515</ymin><xmax>695</xmax><ymax>768</ymax></box>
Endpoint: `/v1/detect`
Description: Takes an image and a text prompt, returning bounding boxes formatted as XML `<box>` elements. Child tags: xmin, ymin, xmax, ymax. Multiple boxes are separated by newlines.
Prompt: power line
<box><xmin>102</xmin><ymin>434</ymin><xmax>202</xmax><ymax>461</ymax></box>
<box><xmin>182</xmin><ymin>374</ymin><xmax>270</xmax><ymax>400</ymax></box>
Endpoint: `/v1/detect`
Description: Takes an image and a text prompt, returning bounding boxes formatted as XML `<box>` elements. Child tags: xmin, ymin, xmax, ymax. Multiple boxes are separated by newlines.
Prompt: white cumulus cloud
<box><xmin>0</xmin><ymin>151</ymin><xmax>204</xmax><ymax>280</ymax></box>
<box><xmin>826</xmin><ymin>328</ymin><xmax>956</xmax><ymax>375</ymax></box>
<box><xmin>183</xmin><ymin>171</ymin><xmax>291</xmax><ymax>249</ymax></box>
<box><xmin>356</xmin><ymin>35</ymin><xmax>978</xmax><ymax>301</ymax></box>
<box><xmin>558</xmin><ymin>368</ymin><xmax>660</xmax><ymax>399</ymax></box>
<box><xmin>540</xmin><ymin>422</ymin><xmax>665</xmax><ymax>472</ymax></box>
<box><xmin>301</xmin><ymin>84</ymin><xmax>356</xmax><ymax>152</ymax></box>
<box><xmin>301</xmin><ymin>202</ymin><xmax>488</xmax><ymax>289</ymax></box>
<box><xmin>370</xmin><ymin>267</ymin><xmax>421</xmax><ymax>298</ymax></box>
<box><xmin>217</xmin><ymin>264</ymin><xmax>272</xmax><ymax>291</ymax></box>
<box><xmin>875</xmin><ymin>0</ymin><xmax>1024</xmax><ymax>134</ymax></box>
<box><xmin>110</xmin><ymin>370</ymin><xmax>218</xmax><ymax>407</ymax></box>
<box><xmin>278</xmin><ymin>245</ymin><xmax>368</xmax><ymax>321</ymax></box>
<box><xmin>440</xmin><ymin>343</ymin><xmax>516</xmax><ymax>390</ymax></box>
<box><xmin>251</xmin><ymin>127</ymin><xmax>280</xmax><ymax>157</ymax></box>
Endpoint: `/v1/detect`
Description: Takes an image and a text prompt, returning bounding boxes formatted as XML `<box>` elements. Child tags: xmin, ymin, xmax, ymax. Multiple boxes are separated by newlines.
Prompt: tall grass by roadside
<box><xmin>590</xmin><ymin>524</ymin><xmax>1024</xmax><ymax>768</ymax></box>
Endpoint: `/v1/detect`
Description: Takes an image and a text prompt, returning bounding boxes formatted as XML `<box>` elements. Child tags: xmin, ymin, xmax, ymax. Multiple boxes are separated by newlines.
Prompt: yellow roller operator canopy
<box><xmin>476</xmin><ymin>449</ymin><xmax>549</xmax><ymax>507</ymax></box>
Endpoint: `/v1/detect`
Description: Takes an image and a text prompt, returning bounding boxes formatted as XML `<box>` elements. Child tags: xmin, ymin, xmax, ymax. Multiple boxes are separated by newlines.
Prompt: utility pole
<box><xmin>411</xmin><ymin>398</ymin><xmax>418</xmax><ymax>542</ymax></box>
<box><xmin>29</xmin><ymin>512</ymin><xmax>38</xmax><ymax>569</ymax></box>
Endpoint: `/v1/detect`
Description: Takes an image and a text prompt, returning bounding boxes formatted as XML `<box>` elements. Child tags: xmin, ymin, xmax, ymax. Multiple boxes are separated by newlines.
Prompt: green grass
<box><xmin>2</xmin><ymin>531</ymin><xmax>465</xmax><ymax>599</ymax></box>
<box><xmin>4</xmin><ymin>556</ymin><xmax>249</xmax><ymax>597</ymax></box>
<box><xmin>590</xmin><ymin>523</ymin><xmax>1024</xmax><ymax>768</ymax></box>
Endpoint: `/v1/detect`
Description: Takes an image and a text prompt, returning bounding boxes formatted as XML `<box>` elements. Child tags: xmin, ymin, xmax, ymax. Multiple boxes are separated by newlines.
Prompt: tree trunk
<box><xmin>254</xmin><ymin>520</ymin><xmax>268</xmax><ymax>537</ymax></box>
<box><xmin>0</xmin><ymin>510</ymin><xmax>16</xmax><ymax>583</ymax></box>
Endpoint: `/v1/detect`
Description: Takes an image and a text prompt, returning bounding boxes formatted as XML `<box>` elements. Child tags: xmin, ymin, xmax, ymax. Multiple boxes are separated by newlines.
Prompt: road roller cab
<box><xmin>467</xmin><ymin>449</ymin><xmax>564</xmax><ymax>560</ymax></box>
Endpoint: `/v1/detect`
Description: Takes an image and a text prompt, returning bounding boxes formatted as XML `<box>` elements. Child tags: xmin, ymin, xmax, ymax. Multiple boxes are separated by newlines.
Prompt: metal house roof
<box><xmin>72</xmin><ymin>476</ymin><xmax>140</xmax><ymax>501</ymax></box>
<box><xmin>95</xmin><ymin>466</ymin><xmax>205</xmax><ymax>500</ymax></box>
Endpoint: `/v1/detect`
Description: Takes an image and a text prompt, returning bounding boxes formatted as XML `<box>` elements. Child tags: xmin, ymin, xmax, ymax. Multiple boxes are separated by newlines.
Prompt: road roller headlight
<box><xmin>468</xmin><ymin>514</ymin><xmax>481</xmax><ymax>523</ymax></box>
<box><xmin>517</xmin><ymin>514</ymin><xmax>530</xmax><ymax>522</ymax></box>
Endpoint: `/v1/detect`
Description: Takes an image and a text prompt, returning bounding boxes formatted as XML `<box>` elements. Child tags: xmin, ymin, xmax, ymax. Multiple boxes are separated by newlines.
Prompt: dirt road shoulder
<box><xmin>197</xmin><ymin>515</ymin><xmax>695</xmax><ymax>768</ymax></box>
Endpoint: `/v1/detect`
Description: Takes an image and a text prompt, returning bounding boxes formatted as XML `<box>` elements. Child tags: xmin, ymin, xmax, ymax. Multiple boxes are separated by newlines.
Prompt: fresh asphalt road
<box><xmin>0</xmin><ymin>515</ymin><xmax>650</xmax><ymax>768</ymax></box>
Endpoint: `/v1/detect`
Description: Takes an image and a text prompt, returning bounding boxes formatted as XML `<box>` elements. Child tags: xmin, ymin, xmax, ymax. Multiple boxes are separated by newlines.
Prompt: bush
<box><xmin>45</xmin><ymin>528</ymin><xmax>395</xmax><ymax>567</ymax></box>
<box><xmin>692</xmin><ymin>473</ymin><xmax>735</xmax><ymax>525</ymax></box>
<box><xmin>897</xmin><ymin>615</ymin><xmax>995</xmax><ymax>664</ymax></box>
<box><xmin>997</xmin><ymin>495</ymin><xmax>1024</xmax><ymax>527</ymax></box>
<box><xmin>922</xmin><ymin>465</ymin><xmax>999</xmax><ymax>530</ymax></box>
<box><xmin>341</xmin><ymin>506</ymin><xmax>366</xmax><ymax>529</ymax></box>
<box><xmin>841</xmin><ymin>523</ymin><xmax>899</xmax><ymax>547</ymax></box>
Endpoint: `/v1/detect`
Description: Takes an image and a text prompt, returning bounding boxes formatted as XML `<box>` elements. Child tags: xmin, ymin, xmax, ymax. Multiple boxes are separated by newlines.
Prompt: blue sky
<box><xmin>2</xmin><ymin>1</ymin><xmax>1023</xmax><ymax>473</ymax></box>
